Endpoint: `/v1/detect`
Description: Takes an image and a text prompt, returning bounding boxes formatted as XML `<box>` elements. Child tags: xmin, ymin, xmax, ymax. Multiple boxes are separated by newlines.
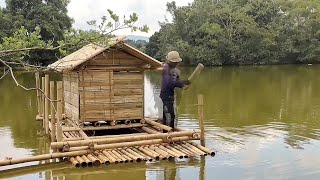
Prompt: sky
<box><xmin>0</xmin><ymin>0</ymin><xmax>194</xmax><ymax>37</ymax></box>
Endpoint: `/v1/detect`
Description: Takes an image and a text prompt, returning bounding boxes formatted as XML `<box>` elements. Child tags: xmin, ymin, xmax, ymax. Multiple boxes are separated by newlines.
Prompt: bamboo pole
<box><xmin>104</xmin><ymin>151</ymin><xmax>120</xmax><ymax>164</ymax></box>
<box><xmin>149</xmin><ymin>146</ymin><xmax>170</xmax><ymax>159</ymax></box>
<box><xmin>75</xmin><ymin>156</ymin><xmax>87</xmax><ymax>167</ymax></box>
<box><xmin>71</xmin><ymin>136</ymin><xmax>197</xmax><ymax>152</ymax></box>
<box><xmin>118</xmin><ymin>149</ymin><xmax>134</xmax><ymax>162</ymax></box>
<box><xmin>113</xmin><ymin>150</ymin><xmax>130</xmax><ymax>163</ymax></box>
<box><xmin>41</xmin><ymin>77</ymin><xmax>45</xmax><ymax>125</ymax></box>
<box><xmin>130</xmin><ymin>148</ymin><xmax>152</xmax><ymax>162</ymax></box>
<box><xmin>110</xmin><ymin>150</ymin><xmax>125</xmax><ymax>163</ymax></box>
<box><xmin>138</xmin><ymin>147</ymin><xmax>160</xmax><ymax>160</ymax></box>
<box><xmin>69</xmin><ymin>157</ymin><xmax>80</xmax><ymax>167</ymax></box>
<box><xmin>143</xmin><ymin>146</ymin><xmax>164</xmax><ymax>160</ymax></box>
<box><xmin>114</xmin><ymin>150</ymin><xmax>130</xmax><ymax>163</ymax></box>
<box><xmin>184</xmin><ymin>63</ymin><xmax>204</xmax><ymax>90</ymax></box>
<box><xmin>50</xmin><ymin>81</ymin><xmax>56</xmax><ymax>142</ymax></box>
<box><xmin>144</xmin><ymin>119</ymin><xmax>173</xmax><ymax>132</ymax></box>
<box><xmin>172</xmin><ymin>144</ymin><xmax>193</xmax><ymax>156</ymax></box>
<box><xmin>141</xmin><ymin>126</ymin><xmax>160</xmax><ymax>134</ymax></box>
<box><xmin>183</xmin><ymin>143</ymin><xmax>207</xmax><ymax>156</ymax></box>
<box><xmin>44</xmin><ymin>74</ymin><xmax>50</xmax><ymax>135</ymax></box>
<box><xmin>179</xmin><ymin>143</ymin><xmax>204</xmax><ymax>156</ymax></box>
<box><xmin>125</xmin><ymin>148</ymin><xmax>144</xmax><ymax>162</ymax></box>
<box><xmin>93</xmin><ymin>152</ymin><xmax>110</xmax><ymax>165</ymax></box>
<box><xmin>198</xmin><ymin>94</ymin><xmax>205</xmax><ymax>146</ymax></box>
<box><xmin>0</xmin><ymin>150</ymin><xmax>91</xmax><ymax>167</ymax></box>
<box><xmin>86</xmin><ymin>154</ymin><xmax>101</xmax><ymax>166</ymax></box>
<box><xmin>62</xmin><ymin>123</ymin><xmax>146</xmax><ymax>131</ymax></box>
<box><xmin>101</xmin><ymin>150</ymin><xmax>117</xmax><ymax>163</ymax></box>
<box><xmin>81</xmin><ymin>155</ymin><xmax>92</xmax><ymax>166</ymax></box>
<box><xmin>158</xmin><ymin>145</ymin><xmax>182</xmax><ymax>159</ymax></box>
<box><xmin>188</xmin><ymin>142</ymin><xmax>215</xmax><ymax>156</ymax></box>
<box><xmin>51</xmin><ymin>130</ymin><xmax>199</xmax><ymax>149</ymax></box>
<box><xmin>56</xmin><ymin>81</ymin><xmax>63</xmax><ymax>142</ymax></box>
<box><xmin>35</xmin><ymin>72</ymin><xmax>42</xmax><ymax>116</ymax></box>
<box><xmin>165</xmin><ymin>144</ymin><xmax>188</xmax><ymax>158</ymax></box>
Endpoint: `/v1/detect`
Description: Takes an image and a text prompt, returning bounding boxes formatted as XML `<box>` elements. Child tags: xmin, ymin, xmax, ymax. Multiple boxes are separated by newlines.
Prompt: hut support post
<box><xmin>50</xmin><ymin>81</ymin><xmax>56</xmax><ymax>142</ymax></box>
<box><xmin>41</xmin><ymin>77</ymin><xmax>45</xmax><ymax>126</ymax></box>
<box><xmin>35</xmin><ymin>72</ymin><xmax>42</xmax><ymax>117</ymax></box>
<box><xmin>56</xmin><ymin>81</ymin><xmax>63</xmax><ymax>142</ymax></box>
<box><xmin>198</xmin><ymin>94</ymin><xmax>205</xmax><ymax>146</ymax></box>
<box><xmin>44</xmin><ymin>75</ymin><xmax>49</xmax><ymax>135</ymax></box>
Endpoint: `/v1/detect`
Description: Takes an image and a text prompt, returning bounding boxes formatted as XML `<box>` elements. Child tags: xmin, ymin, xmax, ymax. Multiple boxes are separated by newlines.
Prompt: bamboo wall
<box><xmin>73</xmin><ymin>49</ymin><xmax>145</xmax><ymax>122</ymax></box>
<box><xmin>63</xmin><ymin>72</ymin><xmax>80</xmax><ymax>122</ymax></box>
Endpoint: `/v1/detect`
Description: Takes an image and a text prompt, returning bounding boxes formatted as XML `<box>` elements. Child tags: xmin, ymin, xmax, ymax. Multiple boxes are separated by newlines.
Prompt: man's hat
<box><xmin>166</xmin><ymin>51</ymin><xmax>182</xmax><ymax>62</ymax></box>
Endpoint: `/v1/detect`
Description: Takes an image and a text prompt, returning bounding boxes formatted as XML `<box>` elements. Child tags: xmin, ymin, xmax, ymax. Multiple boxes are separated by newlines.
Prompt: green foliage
<box><xmin>0</xmin><ymin>26</ymin><xmax>53</xmax><ymax>63</ymax></box>
<box><xmin>124</xmin><ymin>39</ymin><xmax>148</xmax><ymax>52</ymax></box>
<box><xmin>0</xmin><ymin>3</ymin><xmax>149</xmax><ymax>66</ymax></box>
<box><xmin>87</xmin><ymin>9</ymin><xmax>149</xmax><ymax>35</ymax></box>
<box><xmin>146</xmin><ymin>0</ymin><xmax>320</xmax><ymax>65</ymax></box>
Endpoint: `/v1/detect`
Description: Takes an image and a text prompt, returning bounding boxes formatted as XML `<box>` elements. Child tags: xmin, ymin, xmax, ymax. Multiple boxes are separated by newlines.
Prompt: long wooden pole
<box><xmin>44</xmin><ymin>74</ymin><xmax>50</xmax><ymax>135</ymax></box>
<box><xmin>50</xmin><ymin>81</ymin><xmax>56</xmax><ymax>142</ymax></box>
<box><xmin>184</xmin><ymin>63</ymin><xmax>204</xmax><ymax>90</ymax></box>
<box><xmin>66</xmin><ymin>136</ymin><xmax>197</xmax><ymax>152</ymax></box>
<box><xmin>51</xmin><ymin>130</ymin><xmax>199</xmax><ymax>149</ymax></box>
<box><xmin>56</xmin><ymin>81</ymin><xmax>63</xmax><ymax>142</ymax></box>
<box><xmin>198</xmin><ymin>94</ymin><xmax>205</xmax><ymax>146</ymax></box>
<box><xmin>0</xmin><ymin>150</ymin><xmax>90</xmax><ymax>167</ymax></box>
<box><xmin>62</xmin><ymin>123</ymin><xmax>146</xmax><ymax>131</ymax></box>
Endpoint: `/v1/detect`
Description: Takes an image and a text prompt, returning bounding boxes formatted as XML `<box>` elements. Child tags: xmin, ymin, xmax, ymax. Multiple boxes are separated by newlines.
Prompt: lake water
<box><xmin>1</xmin><ymin>65</ymin><xmax>320</xmax><ymax>179</ymax></box>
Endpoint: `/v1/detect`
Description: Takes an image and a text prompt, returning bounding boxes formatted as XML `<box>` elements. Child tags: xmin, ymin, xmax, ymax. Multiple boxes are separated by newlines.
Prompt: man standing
<box><xmin>160</xmin><ymin>51</ymin><xmax>190</xmax><ymax>129</ymax></box>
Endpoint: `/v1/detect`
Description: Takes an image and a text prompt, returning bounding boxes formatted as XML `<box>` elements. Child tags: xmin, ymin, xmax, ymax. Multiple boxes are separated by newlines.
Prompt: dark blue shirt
<box><xmin>160</xmin><ymin>64</ymin><xmax>184</xmax><ymax>101</ymax></box>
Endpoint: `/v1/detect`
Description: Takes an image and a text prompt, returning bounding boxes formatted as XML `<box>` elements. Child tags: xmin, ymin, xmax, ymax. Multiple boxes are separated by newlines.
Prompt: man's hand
<box><xmin>183</xmin><ymin>80</ymin><xmax>191</xmax><ymax>85</ymax></box>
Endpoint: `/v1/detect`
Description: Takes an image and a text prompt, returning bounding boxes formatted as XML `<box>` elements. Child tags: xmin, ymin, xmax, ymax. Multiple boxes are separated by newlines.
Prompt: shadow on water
<box><xmin>1</xmin><ymin>65</ymin><xmax>320</xmax><ymax>179</ymax></box>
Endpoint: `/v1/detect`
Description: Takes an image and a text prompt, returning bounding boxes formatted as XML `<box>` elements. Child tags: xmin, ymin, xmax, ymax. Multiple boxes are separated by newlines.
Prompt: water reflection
<box><xmin>1</xmin><ymin>65</ymin><xmax>320</xmax><ymax>179</ymax></box>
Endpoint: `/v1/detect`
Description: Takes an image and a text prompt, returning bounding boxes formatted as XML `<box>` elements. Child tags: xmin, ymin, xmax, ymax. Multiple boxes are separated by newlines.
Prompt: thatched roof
<box><xmin>47</xmin><ymin>36</ymin><xmax>162</xmax><ymax>72</ymax></box>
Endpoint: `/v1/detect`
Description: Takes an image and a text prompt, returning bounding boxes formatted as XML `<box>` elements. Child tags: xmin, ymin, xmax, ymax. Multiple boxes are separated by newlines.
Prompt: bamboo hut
<box><xmin>47</xmin><ymin>36</ymin><xmax>162</xmax><ymax>124</ymax></box>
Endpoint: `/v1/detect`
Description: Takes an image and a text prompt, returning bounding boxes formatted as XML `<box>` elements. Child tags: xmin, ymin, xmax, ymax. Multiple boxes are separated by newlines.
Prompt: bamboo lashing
<box><xmin>51</xmin><ymin>130</ymin><xmax>199</xmax><ymax>149</ymax></box>
<box><xmin>184</xmin><ymin>63</ymin><xmax>204</xmax><ymax>90</ymax></box>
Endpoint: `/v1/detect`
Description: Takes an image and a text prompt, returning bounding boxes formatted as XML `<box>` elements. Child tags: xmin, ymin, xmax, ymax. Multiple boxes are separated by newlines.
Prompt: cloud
<box><xmin>0</xmin><ymin>0</ymin><xmax>193</xmax><ymax>36</ymax></box>
<box><xmin>67</xmin><ymin>0</ymin><xmax>193</xmax><ymax>36</ymax></box>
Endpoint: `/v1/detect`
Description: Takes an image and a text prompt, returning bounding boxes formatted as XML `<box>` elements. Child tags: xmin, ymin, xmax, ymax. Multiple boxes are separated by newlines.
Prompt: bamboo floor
<box><xmin>51</xmin><ymin>118</ymin><xmax>215</xmax><ymax>167</ymax></box>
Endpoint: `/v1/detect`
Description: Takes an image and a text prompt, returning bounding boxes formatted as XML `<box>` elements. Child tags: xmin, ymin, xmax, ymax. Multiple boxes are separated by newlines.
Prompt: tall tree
<box><xmin>147</xmin><ymin>0</ymin><xmax>320</xmax><ymax>65</ymax></box>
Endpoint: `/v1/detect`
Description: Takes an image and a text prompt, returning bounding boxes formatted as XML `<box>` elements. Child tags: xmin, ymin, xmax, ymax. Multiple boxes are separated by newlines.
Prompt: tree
<box><xmin>147</xmin><ymin>0</ymin><xmax>320</xmax><ymax>65</ymax></box>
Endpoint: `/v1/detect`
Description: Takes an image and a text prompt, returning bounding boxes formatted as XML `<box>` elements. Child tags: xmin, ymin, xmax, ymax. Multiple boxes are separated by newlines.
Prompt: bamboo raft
<box><xmin>0</xmin><ymin>40</ymin><xmax>214</xmax><ymax>169</ymax></box>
